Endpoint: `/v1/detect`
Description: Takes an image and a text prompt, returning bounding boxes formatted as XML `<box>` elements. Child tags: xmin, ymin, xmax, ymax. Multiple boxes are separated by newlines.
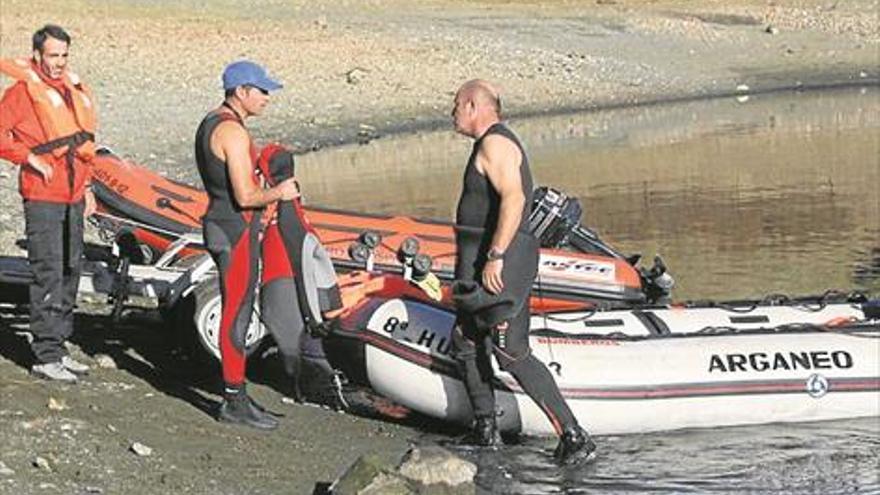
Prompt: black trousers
<box><xmin>453</xmin><ymin>230</ymin><xmax>577</xmax><ymax>435</ymax></box>
<box><xmin>24</xmin><ymin>200</ymin><xmax>84</xmax><ymax>364</ymax></box>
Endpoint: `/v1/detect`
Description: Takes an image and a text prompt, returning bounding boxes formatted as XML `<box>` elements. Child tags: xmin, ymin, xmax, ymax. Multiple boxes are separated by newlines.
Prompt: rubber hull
<box><xmin>332</xmin><ymin>296</ymin><xmax>879</xmax><ymax>436</ymax></box>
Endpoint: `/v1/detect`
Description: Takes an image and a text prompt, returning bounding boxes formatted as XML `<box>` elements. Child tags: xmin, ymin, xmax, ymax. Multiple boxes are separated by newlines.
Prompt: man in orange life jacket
<box><xmin>195</xmin><ymin>60</ymin><xmax>299</xmax><ymax>430</ymax></box>
<box><xmin>0</xmin><ymin>25</ymin><xmax>97</xmax><ymax>383</ymax></box>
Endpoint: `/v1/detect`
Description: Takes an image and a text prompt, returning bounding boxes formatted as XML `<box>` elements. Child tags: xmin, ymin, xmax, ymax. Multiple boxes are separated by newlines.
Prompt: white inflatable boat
<box><xmin>326</xmin><ymin>282</ymin><xmax>880</xmax><ymax>436</ymax></box>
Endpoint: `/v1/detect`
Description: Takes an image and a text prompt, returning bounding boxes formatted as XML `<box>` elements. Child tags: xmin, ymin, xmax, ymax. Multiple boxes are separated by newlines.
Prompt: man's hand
<box><xmin>27</xmin><ymin>153</ymin><xmax>52</xmax><ymax>184</ymax></box>
<box><xmin>482</xmin><ymin>259</ymin><xmax>504</xmax><ymax>295</ymax></box>
<box><xmin>277</xmin><ymin>177</ymin><xmax>301</xmax><ymax>201</ymax></box>
<box><xmin>84</xmin><ymin>188</ymin><xmax>96</xmax><ymax>219</ymax></box>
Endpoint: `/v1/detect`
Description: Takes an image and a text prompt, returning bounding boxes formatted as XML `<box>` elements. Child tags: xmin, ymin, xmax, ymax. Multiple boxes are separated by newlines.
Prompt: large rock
<box><xmin>398</xmin><ymin>446</ymin><xmax>477</xmax><ymax>486</ymax></box>
<box><xmin>330</xmin><ymin>454</ymin><xmax>412</xmax><ymax>495</ymax></box>
<box><xmin>329</xmin><ymin>446</ymin><xmax>478</xmax><ymax>495</ymax></box>
<box><xmin>358</xmin><ymin>472</ymin><xmax>415</xmax><ymax>495</ymax></box>
<box><xmin>398</xmin><ymin>446</ymin><xmax>477</xmax><ymax>494</ymax></box>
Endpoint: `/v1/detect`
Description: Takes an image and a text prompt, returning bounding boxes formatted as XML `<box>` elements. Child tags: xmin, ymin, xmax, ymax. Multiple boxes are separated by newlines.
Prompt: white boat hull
<box><xmin>335</xmin><ymin>297</ymin><xmax>880</xmax><ymax>436</ymax></box>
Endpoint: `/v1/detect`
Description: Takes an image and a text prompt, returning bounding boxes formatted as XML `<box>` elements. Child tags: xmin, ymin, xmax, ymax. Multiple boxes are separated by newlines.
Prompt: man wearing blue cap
<box><xmin>194</xmin><ymin>60</ymin><xmax>299</xmax><ymax>430</ymax></box>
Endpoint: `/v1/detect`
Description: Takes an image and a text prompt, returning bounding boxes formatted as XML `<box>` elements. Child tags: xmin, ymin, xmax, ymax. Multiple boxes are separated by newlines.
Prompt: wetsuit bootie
<box><xmin>553</xmin><ymin>426</ymin><xmax>597</xmax><ymax>466</ymax></box>
<box><xmin>217</xmin><ymin>388</ymin><xmax>279</xmax><ymax>430</ymax></box>
<box><xmin>461</xmin><ymin>415</ymin><xmax>501</xmax><ymax>447</ymax></box>
<box><xmin>303</xmin><ymin>369</ymin><xmax>349</xmax><ymax>411</ymax></box>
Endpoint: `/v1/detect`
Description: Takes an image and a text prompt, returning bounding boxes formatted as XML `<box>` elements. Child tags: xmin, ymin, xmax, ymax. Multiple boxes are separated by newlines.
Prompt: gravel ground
<box><xmin>0</xmin><ymin>1</ymin><xmax>878</xmax><ymax>493</ymax></box>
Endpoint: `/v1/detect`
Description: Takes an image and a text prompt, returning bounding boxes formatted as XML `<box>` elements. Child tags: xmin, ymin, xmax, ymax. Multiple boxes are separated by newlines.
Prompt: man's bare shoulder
<box><xmin>212</xmin><ymin>118</ymin><xmax>251</xmax><ymax>153</ymax></box>
<box><xmin>209</xmin><ymin>117</ymin><xmax>250</xmax><ymax>162</ymax></box>
<box><xmin>213</xmin><ymin>118</ymin><xmax>247</xmax><ymax>141</ymax></box>
<box><xmin>479</xmin><ymin>133</ymin><xmax>521</xmax><ymax>167</ymax></box>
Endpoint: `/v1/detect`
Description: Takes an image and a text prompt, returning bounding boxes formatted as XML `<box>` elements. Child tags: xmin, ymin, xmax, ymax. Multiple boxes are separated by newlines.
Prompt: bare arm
<box><xmin>212</xmin><ymin>121</ymin><xmax>298</xmax><ymax>208</ymax></box>
<box><xmin>477</xmin><ymin>134</ymin><xmax>525</xmax><ymax>255</ymax></box>
<box><xmin>475</xmin><ymin>133</ymin><xmax>524</xmax><ymax>295</ymax></box>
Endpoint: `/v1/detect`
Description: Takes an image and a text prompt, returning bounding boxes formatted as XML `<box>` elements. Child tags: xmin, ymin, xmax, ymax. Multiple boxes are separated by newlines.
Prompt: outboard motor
<box><xmin>529</xmin><ymin>186</ymin><xmax>675</xmax><ymax>302</ymax></box>
<box><xmin>641</xmin><ymin>255</ymin><xmax>675</xmax><ymax>304</ymax></box>
<box><xmin>529</xmin><ymin>186</ymin><xmax>624</xmax><ymax>259</ymax></box>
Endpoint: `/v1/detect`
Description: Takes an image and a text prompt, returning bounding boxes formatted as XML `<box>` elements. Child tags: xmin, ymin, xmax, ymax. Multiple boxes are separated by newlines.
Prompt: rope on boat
<box><xmin>683</xmin><ymin>289</ymin><xmax>870</xmax><ymax>314</ymax></box>
<box><xmin>695</xmin><ymin>320</ymin><xmax>879</xmax><ymax>337</ymax></box>
<box><xmin>538</xmin><ymin>308</ymin><xmax>599</xmax><ymax>323</ymax></box>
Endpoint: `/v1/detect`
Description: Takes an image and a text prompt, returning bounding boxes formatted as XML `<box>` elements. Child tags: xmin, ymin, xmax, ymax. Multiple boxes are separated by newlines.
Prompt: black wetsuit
<box><xmin>195</xmin><ymin>108</ymin><xmax>261</xmax><ymax>388</ymax></box>
<box><xmin>257</xmin><ymin>145</ymin><xmax>343</xmax><ymax>399</ymax></box>
<box><xmin>452</xmin><ymin>122</ymin><xmax>578</xmax><ymax>435</ymax></box>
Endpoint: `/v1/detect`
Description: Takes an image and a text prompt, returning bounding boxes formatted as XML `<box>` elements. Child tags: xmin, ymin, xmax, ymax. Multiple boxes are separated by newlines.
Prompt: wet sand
<box><xmin>0</xmin><ymin>1</ymin><xmax>878</xmax><ymax>493</ymax></box>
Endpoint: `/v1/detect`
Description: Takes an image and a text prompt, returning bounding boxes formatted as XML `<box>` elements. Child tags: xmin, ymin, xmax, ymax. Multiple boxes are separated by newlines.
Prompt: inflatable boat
<box><xmin>325</xmin><ymin>273</ymin><xmax>880</xmax><ymax>436</ymax></box>
<box><xmin>89</xmin><ymin>148</ymin><xmax>668</xmax><ymax>308</ymax></box>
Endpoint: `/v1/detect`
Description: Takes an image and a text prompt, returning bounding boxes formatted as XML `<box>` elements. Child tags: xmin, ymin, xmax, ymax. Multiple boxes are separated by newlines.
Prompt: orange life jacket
<box><xmin>0</xmin><ymin>58</ymin><xmax>97</xmax><ymax>162</ymax></box>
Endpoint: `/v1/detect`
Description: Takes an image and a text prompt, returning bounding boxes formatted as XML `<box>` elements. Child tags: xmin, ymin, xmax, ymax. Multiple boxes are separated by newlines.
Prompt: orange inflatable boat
<box><xmin>90</xmin><ymin>148</ymin><xmax>663</xmax><ymax>309</ymax></box>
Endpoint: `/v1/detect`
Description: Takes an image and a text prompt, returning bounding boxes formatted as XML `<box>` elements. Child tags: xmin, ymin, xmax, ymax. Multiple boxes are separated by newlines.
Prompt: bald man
<box><xmin>450</xmin><ymin>80</ymin><xmax>596</xmax><ymax>465</ymax></box>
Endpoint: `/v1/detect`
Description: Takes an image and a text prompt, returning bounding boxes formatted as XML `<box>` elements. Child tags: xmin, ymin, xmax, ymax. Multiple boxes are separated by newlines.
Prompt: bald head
<box><xmin>456</xmin><ymin>79</ymin><xmax>502</xmax><ymax>117</ymax></box>
<box><xmin>452</xmin><ymin>79</ymin><xmax>503</xmax><ymax>137</ymax></box>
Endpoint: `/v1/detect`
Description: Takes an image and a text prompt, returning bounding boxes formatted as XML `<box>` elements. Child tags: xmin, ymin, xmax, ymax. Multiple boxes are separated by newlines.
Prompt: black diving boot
<box><xmin>311</xmin><ymin>370</ymin><xmax>350</xmax><ymax>411</ymax></box>
<box><xmin>217</xmin><ymin>387</ymin><xmax>279</xmax><ymax>430</ymax></box>
<box><xmin>301</xmin><ymin>361</ymin><xmax>350</xmax><ymax>411</ymax></box>
<box><xmin>554</xmin><ymin>426</ymin><xmax>597</xmax><ymax>466</ymax></box>
<box><xmin>461</xmin><ymin>415</ymin><xmax>501</xmax><ymax>447</ymax></box>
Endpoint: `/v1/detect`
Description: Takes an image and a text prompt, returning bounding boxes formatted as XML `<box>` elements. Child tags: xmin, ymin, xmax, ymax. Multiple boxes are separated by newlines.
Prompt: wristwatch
<box><xmin>486</xmin><ymin>247</ymin><xmax>505</xmax><ymax>261</ymax></box>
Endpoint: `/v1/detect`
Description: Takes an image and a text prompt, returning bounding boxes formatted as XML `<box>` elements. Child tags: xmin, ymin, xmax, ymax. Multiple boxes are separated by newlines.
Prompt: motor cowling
<box><xmin>529</xmin><ymin>187</ymin><xmax>584</xmax><ymax>249</ymax></box>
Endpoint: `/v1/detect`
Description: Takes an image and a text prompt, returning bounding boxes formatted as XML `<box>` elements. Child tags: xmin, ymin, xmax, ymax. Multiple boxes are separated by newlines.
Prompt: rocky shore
<box><xmin>0</xmin><ymin>1</ymin><xmax>877</xmax><ymax>493</ymax></box>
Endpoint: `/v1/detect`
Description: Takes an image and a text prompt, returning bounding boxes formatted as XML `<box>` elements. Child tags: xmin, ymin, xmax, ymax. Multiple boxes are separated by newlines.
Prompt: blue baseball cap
<box><xmin>222</xmin><ymin>60</ymin><xmax>283</xmax><ymax>92</ymax></box>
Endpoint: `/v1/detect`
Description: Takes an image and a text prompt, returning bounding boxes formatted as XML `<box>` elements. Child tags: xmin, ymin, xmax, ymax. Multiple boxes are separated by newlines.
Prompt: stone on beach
<box><xmin>398</xmin><ymin>446</ymin><xmax>477</xmax><ymax>488</ymax></box>
<box><xmin>330</xmin><ymin>454</ymin><xmax>399</xmax><ymax>495</ymax></box>
<box><xmin>47</xmin><ymin>397</ymin><xmax>69</xmax><ymax>411</ymax></box>
<box><xmin>130</xmin><ymin>442</ymin><xmax>153</xmax><ymax>457</ymax></box>
<box><xmin>331</xmin><ymin>447</ymin><xmax>476</xmax><ymax>495</ymax></box>
<box><xmin>32</xmin><ymin>456</ymin><xmax>51</xmax><ymax>471</ymax></box>
<box><xmin>94</xmin><ymin>354</ymin><xmax>118</xmax><ymax>369</ymax></box>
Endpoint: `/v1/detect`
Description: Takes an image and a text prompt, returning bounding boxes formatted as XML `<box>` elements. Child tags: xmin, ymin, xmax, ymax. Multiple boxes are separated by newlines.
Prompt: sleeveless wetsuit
<box><xmin>257</xmin><ymin>145</ymin><xmax>343</xmax><ymax>400</ymax></box>
<box><xmin>452</xmin><ymin>122</ymin><xmax>577</xmax><ymax>435</ymax></box>
<box><xmin>195</xmin><ymin>107</ymin><xmax>262</xmax><ymax>387</ymax></box>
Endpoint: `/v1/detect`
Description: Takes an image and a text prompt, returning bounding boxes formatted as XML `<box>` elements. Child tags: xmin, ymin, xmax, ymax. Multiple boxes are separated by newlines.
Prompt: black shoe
<box><xmin>554</xmin><ymin>426</ymin><xmax>597</xmax><ymax>466</ymax></box>
<box><xmin>217</xmin><ymin>394</ymin><xmax>279</xmax><ymax>430</ymax></box>
<box><xmin>314</xmin><ymin>371</ymin><xmax>350</xmax><ymax>411</ymax></box>
<box><xmin>301</xmin><ymin>368</ymin><xmax>350</xmax><ymax>411</ymax></box>
<box><xmin>247</xmin><ymin>395</ymin><xmax>284</xmax><ymax>418</ymax></box>
<box><xmin>460</xmin><ymin>416</ymin><xmax>501</xmax><ymax>447</ymax></box>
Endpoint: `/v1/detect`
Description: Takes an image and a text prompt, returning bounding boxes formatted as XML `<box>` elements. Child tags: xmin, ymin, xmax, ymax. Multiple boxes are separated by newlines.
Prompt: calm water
<box><xmin>299</xmin><ymin>88</ymin><xmax>880</xmax><ymax>493</ymax></box>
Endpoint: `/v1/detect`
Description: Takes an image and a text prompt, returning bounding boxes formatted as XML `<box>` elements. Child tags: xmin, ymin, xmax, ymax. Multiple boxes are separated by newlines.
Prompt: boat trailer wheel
<box><xmin>190</xmin><ymin>280</ymin><xmax>266</xmax><ymax>361</ymax></box>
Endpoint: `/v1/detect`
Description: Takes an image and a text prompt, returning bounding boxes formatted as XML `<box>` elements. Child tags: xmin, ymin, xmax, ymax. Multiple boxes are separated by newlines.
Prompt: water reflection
<box><xmin>298</xmin><ymin>87</ymin><xmax>879</xmax><ymax>299</ymax></box>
